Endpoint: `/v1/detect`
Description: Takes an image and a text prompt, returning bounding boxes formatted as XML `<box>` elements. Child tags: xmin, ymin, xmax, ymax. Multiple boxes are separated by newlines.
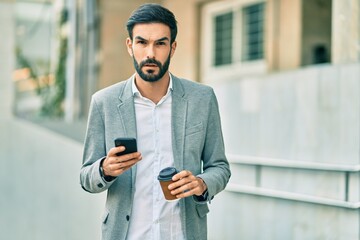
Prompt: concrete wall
<box><xmin>213</xmin><ymin>64</ymin><xmax>360</xmax><ymax>164</ymax></box>
<box><xmin>207</xmin><ymin>63</ymin><xmax>360</xmax><ymax>239</ymax></box>
<box><xmin>209</xmin><ymin>191</ymin><xmax>359</xmax><ymax>240</ymax></box>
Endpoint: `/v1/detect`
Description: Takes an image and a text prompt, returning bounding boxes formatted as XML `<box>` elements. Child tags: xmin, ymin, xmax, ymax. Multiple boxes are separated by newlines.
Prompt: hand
<box><xmin>102</xmin><ymin>146</ymin><xmax>142</xmax><ymax>177</ymax></box>
<box><xmin>168</xmin><ymin>170</ymin><xmax>207</xmax><ymax>199</ymax></box>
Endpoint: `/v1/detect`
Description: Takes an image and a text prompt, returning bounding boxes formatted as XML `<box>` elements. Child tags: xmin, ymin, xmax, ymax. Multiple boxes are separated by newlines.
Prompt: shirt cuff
<box><xmin>194</xmin><ymin>189</ymin><xmax>209</xmax><ymax>202</ymax></box>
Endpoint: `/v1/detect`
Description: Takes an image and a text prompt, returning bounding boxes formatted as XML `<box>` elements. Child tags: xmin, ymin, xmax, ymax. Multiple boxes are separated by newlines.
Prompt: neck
<box><xmin>134</xmin><ymin>72</ymin><xmax>170</xmax><ymax>104</ymax></box>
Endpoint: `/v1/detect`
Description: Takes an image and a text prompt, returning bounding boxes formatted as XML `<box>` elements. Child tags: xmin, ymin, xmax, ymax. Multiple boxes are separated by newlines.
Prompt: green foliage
<box><xmin>40</xmin><ymin>35</ymin><xmax>67</xmax><ymax>117</ymax></box>
<box><xmin>16</xmin><ymin>8</ymin><xmax>68</xmax><ymax>118</ymax></box>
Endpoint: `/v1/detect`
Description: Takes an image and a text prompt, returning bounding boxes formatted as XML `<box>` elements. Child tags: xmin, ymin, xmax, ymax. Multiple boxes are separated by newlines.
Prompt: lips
<box><xmin>144</xmin><ymin>63</ymin><xmax>158</xmax><ymax>67</ymax></box>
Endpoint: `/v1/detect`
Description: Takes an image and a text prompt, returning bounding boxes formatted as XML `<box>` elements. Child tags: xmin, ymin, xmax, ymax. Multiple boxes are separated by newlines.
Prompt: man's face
<box><xmin>132</xmin><ymin>49</ymin><xmax>171</xmax><ymax>83</ymax></box>
<box><xmin>126</xmin><ymin>23</ymin><xmax>176</xmax><ymax>82</ymax></box>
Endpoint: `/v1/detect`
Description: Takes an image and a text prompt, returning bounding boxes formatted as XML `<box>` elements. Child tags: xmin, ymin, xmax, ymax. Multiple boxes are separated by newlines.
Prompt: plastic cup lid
<box><xmin>157</xmin><ymin>167</ymin><xmax>178</xmax><ymax>181</ymax></box>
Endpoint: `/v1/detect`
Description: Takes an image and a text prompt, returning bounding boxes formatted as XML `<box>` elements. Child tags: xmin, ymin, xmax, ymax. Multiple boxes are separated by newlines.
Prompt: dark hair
<box><xmin>126</xmin><ymin>3</ymin><xmax>178</xmax><ymax>43</ymax></box>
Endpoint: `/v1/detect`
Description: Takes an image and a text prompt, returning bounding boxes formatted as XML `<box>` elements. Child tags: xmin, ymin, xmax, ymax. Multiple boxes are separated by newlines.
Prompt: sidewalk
<box><xmin>29</xmin><ymin>118</ymin><xmax>87</xmax><ymax>143</ymax></box>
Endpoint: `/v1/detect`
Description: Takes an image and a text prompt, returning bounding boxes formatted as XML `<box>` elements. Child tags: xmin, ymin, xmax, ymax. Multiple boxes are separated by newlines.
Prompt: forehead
<box><xmin>132</xmin><ymin>23</ymin><xmax>171</xmax><ymax>40</ymax></box>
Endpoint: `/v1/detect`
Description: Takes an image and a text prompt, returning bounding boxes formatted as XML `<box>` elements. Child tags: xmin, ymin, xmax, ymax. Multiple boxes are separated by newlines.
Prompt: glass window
<box><xmin>214</xmin><ymin>12</ymin><xmax>233</xmax><ymax>66</ymax></box>
<box><xmin>242</xmin><ymin>3</ymin><xmax>265</xmax><ymax>61</ymax></box>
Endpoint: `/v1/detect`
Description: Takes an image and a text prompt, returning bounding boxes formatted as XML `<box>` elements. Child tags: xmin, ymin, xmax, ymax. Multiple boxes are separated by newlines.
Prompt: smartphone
<box><xmin>114</xmin><ymin>137</ymin><xmax>137</xmax><ymax>156</ymax></box>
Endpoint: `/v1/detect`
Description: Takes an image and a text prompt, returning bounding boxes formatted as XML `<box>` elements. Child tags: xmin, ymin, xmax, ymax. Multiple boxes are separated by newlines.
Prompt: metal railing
<box><xmin>226</xmin><ymin>154</ymin><xmax>360</xmax><ymax>209</ymax></box>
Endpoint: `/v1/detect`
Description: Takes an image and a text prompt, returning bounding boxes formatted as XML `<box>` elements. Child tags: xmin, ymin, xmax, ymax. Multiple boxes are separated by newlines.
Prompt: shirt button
<box><xmin>126</xmin><ymin>215</ymin><xmax>130</xmax><ymax>221</ymax></box>
<box><xmin>97</xmin><ymin>183</ymin><xmax>104</xmax><ymax>188</ymax></box>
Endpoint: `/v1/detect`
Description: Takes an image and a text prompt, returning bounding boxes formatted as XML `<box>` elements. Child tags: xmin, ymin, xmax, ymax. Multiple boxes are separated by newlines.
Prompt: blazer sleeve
<box><xmin>80</xmin><ymin>96</ymin><xmax>115</xmax><ymax>193</ymax></box>
<box><xmin>196</xmin><ymin>89</ymin><xmax>231</xmax><ymax>202</ymax></box>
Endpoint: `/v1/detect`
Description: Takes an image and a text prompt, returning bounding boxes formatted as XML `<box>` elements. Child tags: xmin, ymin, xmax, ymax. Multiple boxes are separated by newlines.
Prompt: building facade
<box><xmin>77</xmin><ymin>0</ymin><xmax>360</xmax><ymax>238</ymax></box>
<box><xmin>8</xmin><ymin>0</ymin><xmax>360</xmax><ymax>239</ymax></box>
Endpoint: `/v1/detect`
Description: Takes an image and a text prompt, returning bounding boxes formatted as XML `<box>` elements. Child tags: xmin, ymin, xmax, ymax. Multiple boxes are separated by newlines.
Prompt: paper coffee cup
<box><xmin>157</xmin><ymin>167</ymin><xmax>178</xmax><ymax>201</ymax></box>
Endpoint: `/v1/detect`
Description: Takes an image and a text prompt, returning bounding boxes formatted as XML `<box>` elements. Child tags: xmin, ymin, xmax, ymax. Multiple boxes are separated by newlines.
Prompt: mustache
<box><xmin>139</xmin><ymin>58</ymin><xmax>162</xmax><ymax>68</ymax></box>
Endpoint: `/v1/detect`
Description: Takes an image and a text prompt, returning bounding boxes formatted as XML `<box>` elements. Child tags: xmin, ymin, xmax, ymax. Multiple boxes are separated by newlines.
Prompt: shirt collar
<box><xmin>132</xmin><ymin>73</ymin><xmax>173</xmax><ymax>96</ymax></box>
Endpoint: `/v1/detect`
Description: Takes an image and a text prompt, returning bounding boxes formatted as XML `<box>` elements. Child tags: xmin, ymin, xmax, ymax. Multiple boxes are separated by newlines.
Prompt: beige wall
<box><xmin>332</xmin><ymin>0</ymin><xmax>360</xmax><ymax>64</ymax></box>
<box><xmin>98</xmin><ymin>0</ymin><xmax>161</xmax><ymax>89</ymax></box>
<box><xmin>266</xmin><ymin>0</ymin><xmax>360</xmax><ymax>70</ymax></box>
<box><xmin>265</xmin><ymin>0</ymin><xmax>278</xmax><ymax>71</ymax></box>
<box><xmin>163</xmin><ymin>0</ymin><xmax>200</xmax><ymax>81</ymax></box>
<box><xmin>98</xmin><ymin>0</ymin><xmax>360</xmax><ymax>86</ymax></box>
<box><xmin>267</xmin><ymin>0</ymin><xmax>302</xmax><ymax>71</ymax></box>
<box><xmin>98</xmin><ymin>0</ymin><xmax>208</xmax><ymax>88</ymax></box>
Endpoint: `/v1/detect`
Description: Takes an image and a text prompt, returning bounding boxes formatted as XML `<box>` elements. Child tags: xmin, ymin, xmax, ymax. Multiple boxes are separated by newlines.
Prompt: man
<box><xmin>80</xmin><ymin>3</ymin><xmax>230</xmax><ymax>240</ymax></box>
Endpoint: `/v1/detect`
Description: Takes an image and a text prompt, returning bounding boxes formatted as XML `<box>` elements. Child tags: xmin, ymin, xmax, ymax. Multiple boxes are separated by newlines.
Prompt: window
<box><xmin>201</xmin><ymin>1</ymin><xmax>267</xmax><ymax>83</ymax></box>
<box><xmin>214</xmin><ymin>12</ymin><xmax>233</xmax><ymax>66</ymax></box>
<box><xmin>208</xmin><ymin>1</ymin><xmax>265</xmax><ymax>67</ymax></box>
<box><xmin>242</xmin><ymin>3</ymin><xmax>265</xmax><ymax>61</ymax></box>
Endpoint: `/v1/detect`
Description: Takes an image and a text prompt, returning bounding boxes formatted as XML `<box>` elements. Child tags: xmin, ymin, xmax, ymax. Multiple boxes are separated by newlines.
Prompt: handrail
<box><xmin>227</xmin><ymin>154</ymin><xmax>360</xmax><ymax>172</ymax></box>
<box><xmin>226</xmin><ymin>183</ymin><xmax>360</xmax><ymax>209</ymax></box>
<box><xmin>226</xmin><ymin>154</ymin><xmax>360</xmax><ymax>208</ymax></box>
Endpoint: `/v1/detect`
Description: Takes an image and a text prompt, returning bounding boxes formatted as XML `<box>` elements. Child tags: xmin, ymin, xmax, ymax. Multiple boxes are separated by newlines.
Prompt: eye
<box><xmin>156</xmin><ymin>41</ymin><xmax>166</xmax><ymax>46</ymax></box>
<box><xmin>135</xmin><ymin>38</ymin><xmax>147</xmax><ymax>45</ymax></box>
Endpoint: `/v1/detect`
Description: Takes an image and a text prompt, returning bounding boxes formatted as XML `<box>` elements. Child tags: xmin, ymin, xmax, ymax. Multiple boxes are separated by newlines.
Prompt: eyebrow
<box><xmin>155</xmin><ymin>37</ymin><xmax>170</xmax><ymax>42</ymax></box>
<box><xmin>134</xmin><ymin>36</ymin><xmax>170</xmax><ymax>42</ymax></box>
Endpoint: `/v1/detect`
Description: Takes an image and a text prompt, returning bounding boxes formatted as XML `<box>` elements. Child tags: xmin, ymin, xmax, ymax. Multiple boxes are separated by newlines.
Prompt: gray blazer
<box><xmin>80</xmin><ymin>75</ymin><xmax>231</xmax><ymax>240</ymax></box>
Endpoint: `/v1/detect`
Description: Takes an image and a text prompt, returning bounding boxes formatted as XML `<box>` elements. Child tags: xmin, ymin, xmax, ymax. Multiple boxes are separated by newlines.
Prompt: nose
<box><xmin>146</xmin><ymin>45</ymin><xmax>155</xmax><ymax>59</ymax></box>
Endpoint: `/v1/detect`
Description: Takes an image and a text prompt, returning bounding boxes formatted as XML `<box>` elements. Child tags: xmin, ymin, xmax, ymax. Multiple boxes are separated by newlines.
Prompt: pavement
<box><xmin>29</xmin><ymin>118</ymin><xmax>87</xmax><ymax>143</ymax></box>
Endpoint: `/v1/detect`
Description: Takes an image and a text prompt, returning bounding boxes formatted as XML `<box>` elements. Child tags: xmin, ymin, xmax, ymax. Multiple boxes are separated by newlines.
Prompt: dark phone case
<box><xmin>114</xmin><ymin>137</ymin><xmax>137</xmax><ymax>156</ymax></box>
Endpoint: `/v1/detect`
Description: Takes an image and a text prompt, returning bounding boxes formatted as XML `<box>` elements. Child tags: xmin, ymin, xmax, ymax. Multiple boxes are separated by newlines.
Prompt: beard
<box><xmin>133</xmin><ymin>52</ymin><xmax>171</xmax><ymax>82</ymax></box>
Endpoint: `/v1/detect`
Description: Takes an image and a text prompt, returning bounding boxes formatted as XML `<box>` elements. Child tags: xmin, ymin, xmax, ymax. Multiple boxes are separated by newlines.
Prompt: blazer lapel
<box><xmin>171</xmin><ymin>75</ymin><xmax>187</xmax><ymax>171</ymax></box>
<box><xmin>117</xmin><ymin>79</ymin><xmax>137</xmax><ymax>138</ymax></box>
<box><xmin>117</xmin><ymin>77</ymin><xmax>137</xmax><ymax>193</ymax></box>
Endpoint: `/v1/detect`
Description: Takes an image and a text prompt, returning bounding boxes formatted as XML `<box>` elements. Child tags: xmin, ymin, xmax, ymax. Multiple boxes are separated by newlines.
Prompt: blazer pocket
<box><xmin>102</xmin><ymin>210</ymin><xmax>109</xmax><ymax>224</ymax></box>
<box><xmin>185</xmin><ymin>122</ymin><xmax>203</xmax><ymax>137</ymax></box>
<box><xmin>196</xmin><ymin>204</ymin><xmax>210</xmax><ymax>218</ymax></box>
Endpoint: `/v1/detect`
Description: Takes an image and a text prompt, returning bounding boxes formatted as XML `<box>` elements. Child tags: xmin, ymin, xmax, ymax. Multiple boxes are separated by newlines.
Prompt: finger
<box><xmin>113</xmin><ymin>154</ymin><xmax>142</xmax><ymax>170</ymax></box>
<box><xmin>168</xmin><ymin>177</ymin><xmax>192</xmax><ymax>190</ymax></box>
<box><xmin>104</xmin><ymin>154</ymin><xmax>142</xmax><ymax>177</ymax></box>
<box><xmin>175</xmin><ymin>188</ymin><xmax>198</xmax><ymax>199</ymax></box>
<box><xmin>112</xmin><ymin>156</ymin><xmax>141</xmax><ymax>170</ymax></box>
<box><xmin>107</xmin><ymin>152</ymin><xmax>141</xmax><ymax>166</ymax></box>
<box><xmin>172</xmin><ymin>170</ymin><xmax>192</xmax><ymax>181</ymax></box>
<box><xmin>169</xmin><ymin>173</ymin><xmax>196</xmax><ymax>190</ymax></box>
<box><xmin>171</xmin><ymin>180</ymin><xmax>199</xmax><ymax>196</ymax></box>
<box><xmin>108</xmin><ymin>162</ymin><xmax>134</xmax><ymax>176</ymax></box>
<box><xmin>108</xmin><ymin>146</ymin><xmax>126</xmax><ymax>157</ymax></box>
<box><xmin>115</xmin><ymin>152</ymin><xmax>142</xmax><ymax>163</ymax></box>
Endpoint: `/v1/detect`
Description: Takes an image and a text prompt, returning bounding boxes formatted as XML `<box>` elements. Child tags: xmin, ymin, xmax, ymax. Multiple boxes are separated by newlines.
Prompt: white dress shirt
<box><xmin>126</xmin><ymin>74</ymin><xmax>185</xmax><ymax>240</ymax></box>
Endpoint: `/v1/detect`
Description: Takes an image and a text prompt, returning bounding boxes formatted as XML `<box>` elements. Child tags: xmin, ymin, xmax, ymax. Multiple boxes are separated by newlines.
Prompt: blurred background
<box><xmin>0</xmin><ymin>0</ymin><xmax>359</xmax><ymax>239</ymax></box>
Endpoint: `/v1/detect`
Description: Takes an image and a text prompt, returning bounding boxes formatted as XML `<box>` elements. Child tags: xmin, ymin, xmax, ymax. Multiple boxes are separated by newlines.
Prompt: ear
<box><xmin>170</xmin><ymin>41</ymin><xmax>177</xmax><ymax>58</ymax></box>
<box><xmin>126</xmin><ymin>38</ymin><xmax>133</xmax><ymax>56</ymax></box>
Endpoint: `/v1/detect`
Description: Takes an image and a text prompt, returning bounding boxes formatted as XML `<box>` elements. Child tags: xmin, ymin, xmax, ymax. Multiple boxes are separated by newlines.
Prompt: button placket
<box><xmin>152</xmin><ymin>105</ymin><xmax>161</xmax><ymax>226</ymax></box>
